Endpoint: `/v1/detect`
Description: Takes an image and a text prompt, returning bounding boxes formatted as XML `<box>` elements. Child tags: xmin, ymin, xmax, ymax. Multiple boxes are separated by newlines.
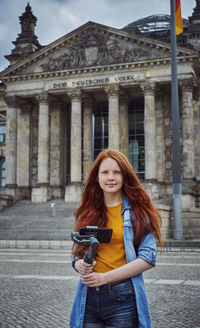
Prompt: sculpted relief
<box><xmin>41</xmin><ymin>31</ymin><xmax>156</xmax><ymax>72</ymax></box>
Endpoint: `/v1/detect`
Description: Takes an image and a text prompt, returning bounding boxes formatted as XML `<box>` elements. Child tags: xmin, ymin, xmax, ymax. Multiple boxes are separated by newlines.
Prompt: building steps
<box><xmin>0</xmin><ymin>200</ymin><xmax>199</xmax><ymax>250</ymax></box>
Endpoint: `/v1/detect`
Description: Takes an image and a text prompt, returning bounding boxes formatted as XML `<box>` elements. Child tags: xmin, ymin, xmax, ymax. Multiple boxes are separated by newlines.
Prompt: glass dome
<box><xmin>124</xmin><ymin>14</ymin><xmax>189</xmax><ymax>34</ymax></box>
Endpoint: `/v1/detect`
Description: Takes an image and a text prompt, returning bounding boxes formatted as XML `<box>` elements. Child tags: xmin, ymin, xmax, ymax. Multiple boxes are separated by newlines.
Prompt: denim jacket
<box><xmin>70</xmin><ymin>195</ymin><xmax>157</xmax><ymax>328</ymax></box>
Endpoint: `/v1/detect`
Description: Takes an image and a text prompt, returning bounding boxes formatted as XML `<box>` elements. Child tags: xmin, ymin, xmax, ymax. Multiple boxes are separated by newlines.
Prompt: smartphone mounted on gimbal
<box><xmin>80</xmin><ymin>226</ymin><xmax>113</xmax><ymax>243</ymax></box>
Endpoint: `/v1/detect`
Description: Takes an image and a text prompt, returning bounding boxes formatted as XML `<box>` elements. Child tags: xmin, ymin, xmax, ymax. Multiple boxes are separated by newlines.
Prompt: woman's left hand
<box><xmin>81</xmin><ymin>272</ymin><xmax>106</xmax><ymax>287</ymax></box>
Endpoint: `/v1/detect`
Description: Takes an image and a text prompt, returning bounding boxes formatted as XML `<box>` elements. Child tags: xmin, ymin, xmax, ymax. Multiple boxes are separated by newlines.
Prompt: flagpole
<box><xmin>170</xmin><ymin>0</ymin><xmax>183</xmax><ymax>240</ymax></box>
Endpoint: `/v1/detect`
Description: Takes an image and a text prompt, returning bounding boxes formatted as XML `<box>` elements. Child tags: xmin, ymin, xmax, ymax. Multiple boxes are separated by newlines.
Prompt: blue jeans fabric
<box><xmin>83</xmin><ymin>279</ymin><xmax>138</xmax><ymax>328</ymax></box>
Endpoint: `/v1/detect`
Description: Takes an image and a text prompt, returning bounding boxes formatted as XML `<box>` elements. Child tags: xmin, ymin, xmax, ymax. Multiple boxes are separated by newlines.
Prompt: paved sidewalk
<box><xmin>0</xmin><ymin>200</ymin><xmax>200</xmax><ymax>327</ymax></box>
<box><xmin>0</xmin><ymin>248</ymin><xmax>200</xmax><ymax>328</ymax></box>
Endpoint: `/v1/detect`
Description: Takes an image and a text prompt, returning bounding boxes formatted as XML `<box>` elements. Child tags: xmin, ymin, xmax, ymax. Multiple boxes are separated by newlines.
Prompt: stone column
<box><xmin>182</xmin><ymin>81</ymin><xmax>194</xmax><ymax>179</ymax></box>
<box><xmin>141</xmin><ymin>81</ymin><xmax>156</xmax><ymax>180</ymax></box>
<box><xmin>119</xmin><ymin>91</ymin><xmax>129</xmax><ymax>158</ymax></box>
<box><xmin>49</xmin><ymin>100</ymin><xmax>63</xmax><ymax>199</ymax></box>
<box><xmin>155</xmin><ymin>93</ymin><xmax>165</xmax><ymax>183</ymax></box>
<box><xmin>193</xmin><ymin>92</ymin><xmax>200</xmax><ymax>181</ymax></box>
<box><xmin>141</xmin><ymin>81</ymin><xmax>158</xmax><ymax>200</ymax></box>
<box><xmin>4</xmin><ymin>96</ymin><xmax>17</xmax><ymax>191</ymax></box>
<box><xmin>83</xmin><ymin>95</ymin><xmax>93</xmax><ymax>182</ymax></box>
<box><xmin>182</xmin><ymin>80</ymin><xmax>195</xmax><ymax>207</ymax></box>
<box><xmin>16</xmin><ymin>100</ymin><xmax>31</xmax><ymax>194</ymax></box>
<box><xmin>65</xmin><ymin>89</ymin><xmax>82</xmax><ymax>202</ymax></box>
<box><xmin>105</xmin><ymin>85</ymin><xmax>120</xmax><ymax>150</ymax></box>
<box><xmin>32</xmin><ymin>92</ymin><xmax>49</xmax><ymax>202</ymax></box>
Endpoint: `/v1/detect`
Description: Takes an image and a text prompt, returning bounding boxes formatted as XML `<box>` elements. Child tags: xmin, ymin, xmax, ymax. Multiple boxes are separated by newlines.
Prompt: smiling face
<box><xmin>97</xmin><ymin>157</ymin><xmax>124</xmax><ymax>200</ymax></box>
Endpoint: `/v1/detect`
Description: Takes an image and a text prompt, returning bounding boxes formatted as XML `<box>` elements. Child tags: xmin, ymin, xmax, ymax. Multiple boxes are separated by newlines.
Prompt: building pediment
<box><xmin>0</xmin><ymin>21</ymin><xmax>197</xmax><ymax>78</ymax></box>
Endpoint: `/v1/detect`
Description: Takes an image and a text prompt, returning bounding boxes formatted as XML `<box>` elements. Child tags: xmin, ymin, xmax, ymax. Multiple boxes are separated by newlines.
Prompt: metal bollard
<box><xmin>51</xmin><ymin>202</ymin><xmax>57</xmax><ymax>217</ymax></box>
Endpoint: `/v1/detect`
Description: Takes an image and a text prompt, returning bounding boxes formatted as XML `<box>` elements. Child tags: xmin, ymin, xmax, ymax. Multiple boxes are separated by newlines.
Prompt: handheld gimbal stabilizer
<box><xmin>71</xmin><ymin>226</ymin><xmax>113</xmax><ymax>264</ymax></box>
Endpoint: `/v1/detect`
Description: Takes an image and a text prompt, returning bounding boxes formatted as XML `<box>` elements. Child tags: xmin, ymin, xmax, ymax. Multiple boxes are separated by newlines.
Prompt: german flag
<box><xmin>175</xmin><ymin>0</ymin><xmax>183</xmax><ymax>35</ymax></box>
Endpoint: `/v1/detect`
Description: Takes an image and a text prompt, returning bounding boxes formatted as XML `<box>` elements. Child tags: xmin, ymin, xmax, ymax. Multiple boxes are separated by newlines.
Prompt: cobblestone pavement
<box><xmin>0</xmin><ymin>247</ymin><xmax>200</xmax><ymax>328</ymax></box>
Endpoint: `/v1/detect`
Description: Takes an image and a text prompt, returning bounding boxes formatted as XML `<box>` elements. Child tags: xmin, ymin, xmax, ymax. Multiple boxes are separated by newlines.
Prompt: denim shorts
<box><xmin>83</xmin><ymin>279</ymin><xmax>138</xmax><ymax>328</ymax></box>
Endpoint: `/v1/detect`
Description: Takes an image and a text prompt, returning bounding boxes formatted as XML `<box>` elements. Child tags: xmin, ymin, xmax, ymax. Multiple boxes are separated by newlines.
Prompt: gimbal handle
<box><xmin>71</xmin><ymin>232</ymin><xmax>99</xmax><ymax>264</ymax></box>
<box><xmin>83</xmin><ymin>237</ymin><xmax>99</xmax><ymax>264</ymax></box>
<box><xmin>71</xmin><ymin>227</ymin><xmax>112</xmax><ymax>265</ymax></box>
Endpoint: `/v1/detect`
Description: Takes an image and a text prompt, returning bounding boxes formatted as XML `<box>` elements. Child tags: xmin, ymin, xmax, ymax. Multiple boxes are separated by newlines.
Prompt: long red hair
<box><xmin>73</xmin><ymin>149</ymin><xmax>163</xmax><ymax>257</ymax></box>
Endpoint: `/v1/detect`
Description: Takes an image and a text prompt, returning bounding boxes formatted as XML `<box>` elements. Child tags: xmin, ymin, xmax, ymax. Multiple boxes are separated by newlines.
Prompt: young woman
<box><xmin>70</xmin><ymin>149</ymin><xmax>162</xmax><ymax>328</ymax></box>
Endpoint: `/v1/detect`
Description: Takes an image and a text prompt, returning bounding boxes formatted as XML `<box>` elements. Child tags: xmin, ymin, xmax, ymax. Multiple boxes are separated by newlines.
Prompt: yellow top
<box><xmin>93</xmin><ymin>203</ymin><xmax>127</xmax><ymax>273</ymax></box>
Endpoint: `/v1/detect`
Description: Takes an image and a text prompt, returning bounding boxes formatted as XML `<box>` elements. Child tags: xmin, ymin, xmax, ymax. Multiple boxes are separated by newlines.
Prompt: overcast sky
<box><xmin>0</xmin><ymin>0</ymin><xmax>196</xmax><ymax>72</ymax></box>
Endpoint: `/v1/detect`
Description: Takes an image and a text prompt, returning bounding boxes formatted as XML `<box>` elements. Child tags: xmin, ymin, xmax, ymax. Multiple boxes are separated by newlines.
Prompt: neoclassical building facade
<box><xmin>0</xmin><ymin>3</ymin><xmax>200</xmax><ymax>208</ymax></box>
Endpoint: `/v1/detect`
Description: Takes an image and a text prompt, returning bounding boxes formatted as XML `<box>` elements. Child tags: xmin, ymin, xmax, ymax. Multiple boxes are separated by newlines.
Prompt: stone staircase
<box><xmin>0</xmin><ymin>200</ymin><xmax>199</xmax><ymax>249</ymax></box>
<box><xmin>0</xmin><ymin>200</ymin><xmax>78</xmax><ymax>241</ymax></box>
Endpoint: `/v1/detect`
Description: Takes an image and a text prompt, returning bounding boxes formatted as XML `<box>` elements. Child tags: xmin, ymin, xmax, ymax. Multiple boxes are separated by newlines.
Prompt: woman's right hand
<box><xmin>74</xmin><ymin>259</ymin><xmax>95</xmax><ymax>275</ymax></box>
